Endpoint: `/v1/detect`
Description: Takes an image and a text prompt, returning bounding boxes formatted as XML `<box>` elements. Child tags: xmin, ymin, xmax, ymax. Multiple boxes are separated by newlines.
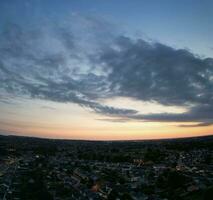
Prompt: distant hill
<box><xmin>0</xmin><ymin>133</ymin><xmax>212</xmax><ymax>143</ymax></box>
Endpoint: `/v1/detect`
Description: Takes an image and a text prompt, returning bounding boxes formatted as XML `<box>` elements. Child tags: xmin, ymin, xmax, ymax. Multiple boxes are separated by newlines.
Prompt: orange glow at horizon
<box><xmin>0</xmin><ymin>98</ymin><xmax>212</xmax><ymax>140</ymax></box>
<box><xmin>1</xmin><ymin>121</ymin><xmax>212</xmax><ymax>141</ymax></box>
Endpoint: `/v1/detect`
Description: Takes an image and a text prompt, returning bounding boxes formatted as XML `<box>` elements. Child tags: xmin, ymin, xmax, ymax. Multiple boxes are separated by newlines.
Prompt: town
<box><xmin>0</xmin><ymin>135</ymin><xmax>212</xmax><ymax>200</ymax></box>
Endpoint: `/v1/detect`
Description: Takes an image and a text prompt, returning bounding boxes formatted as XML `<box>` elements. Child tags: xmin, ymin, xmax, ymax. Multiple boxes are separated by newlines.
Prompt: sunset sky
<box><xmin>0</xmin><ymin>0</ymin><xmax>213</xmax><ymax>140</ymax></box>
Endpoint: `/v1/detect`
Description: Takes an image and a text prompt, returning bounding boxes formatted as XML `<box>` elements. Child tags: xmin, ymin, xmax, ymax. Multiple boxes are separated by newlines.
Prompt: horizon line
<box><xmin>0</xmin><ymin>132</ymin><xmax>212</xmax><ymax>142</ymax></box>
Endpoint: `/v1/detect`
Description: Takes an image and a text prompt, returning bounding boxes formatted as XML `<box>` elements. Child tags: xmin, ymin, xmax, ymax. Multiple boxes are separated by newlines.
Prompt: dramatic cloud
<box><xmin>0</xmin><ymin>16</ymin><xmax>213</xmax><ymax>126</ymax></box>
<box><xmin>0</xmin><ymin>19</ymin><xmax>136</xmax><ymax>116</ymax></box>
<box><xmin>100</xmin><ymin>36</ymin><xmax>213</xmax><ymax>106</ymax></box>
<box><xmin>98</xmin><ymin>36</ymin><xmax>213</xmax><ymax>126</ymax></box>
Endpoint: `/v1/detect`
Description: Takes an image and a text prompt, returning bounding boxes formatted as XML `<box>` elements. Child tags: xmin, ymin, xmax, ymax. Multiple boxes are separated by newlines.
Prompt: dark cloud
<box><xmin>179</xmin><ymin>122</ymin><xmax>213</xmax><ymax>127</ymax></box>
<box><xmin>0</xmin><ymin>19</ymin><xmax>213</xmax><ymax>127</ymax></box>
<box><xmin>98</xmin><ymin>36</ymin><xmax>213</xmax><ymax>126</ymax></box>
<box><xmin>40</xmin><ymin>106</ymin><xmax>56</xmax><ymax>110</ymax></box>
<box><xmin>125</xmin><ymin>105</ymin><xmax>213</xmax><ymax>122</ymax></box>
<box><xmin>100</xmin><ymin>36</ymin><xmax>213</xmax><ymax>106</ymax></box>
<box><xmin>0</xmin><ymin>21</ymin><xmax>136</xmax><ymax>116</ymax></box>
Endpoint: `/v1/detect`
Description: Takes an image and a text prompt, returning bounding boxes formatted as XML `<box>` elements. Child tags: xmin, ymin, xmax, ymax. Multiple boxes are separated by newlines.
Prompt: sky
<box><xmin>0</xmin><ymin>0</ymin><xmax>213</xmax><ymax>140</ymax></box>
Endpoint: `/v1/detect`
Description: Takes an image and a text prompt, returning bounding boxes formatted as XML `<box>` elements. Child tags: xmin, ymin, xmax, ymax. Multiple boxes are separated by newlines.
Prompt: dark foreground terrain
<box><xmin>0</xmin><ymin>134</ymin><xmax>213</xmax><ymax>200</ymax></box>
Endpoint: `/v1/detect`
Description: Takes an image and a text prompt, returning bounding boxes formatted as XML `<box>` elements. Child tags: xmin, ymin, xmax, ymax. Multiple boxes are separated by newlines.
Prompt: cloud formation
<box><xmin>98</xmin><ymin>36</ymin><xmax>213</xmax><ymax>126</ymax></box>
<box><xmin>0</xmin><ymin>19</ymin><xmax>136</xmax><ymax>116</ymax></box>
<box><xmin>0</xmin><ymin>16</ymin><xmax>213</xmax><ymax>127</ymax></box>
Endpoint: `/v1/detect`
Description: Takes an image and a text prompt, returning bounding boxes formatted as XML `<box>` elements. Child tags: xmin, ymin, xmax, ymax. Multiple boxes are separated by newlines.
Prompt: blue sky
<box><xmin>0</xmin><ymin>0</ymin><xmax>212</xmax><ymax>57</ymax></box>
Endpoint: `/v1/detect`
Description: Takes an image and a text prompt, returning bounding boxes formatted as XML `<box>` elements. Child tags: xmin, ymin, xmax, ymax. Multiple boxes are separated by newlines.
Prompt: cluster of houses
<box><xmin>0</xmin><ymin>137</ymin><xmax>212</xmax><ymax>200</ymax></box>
